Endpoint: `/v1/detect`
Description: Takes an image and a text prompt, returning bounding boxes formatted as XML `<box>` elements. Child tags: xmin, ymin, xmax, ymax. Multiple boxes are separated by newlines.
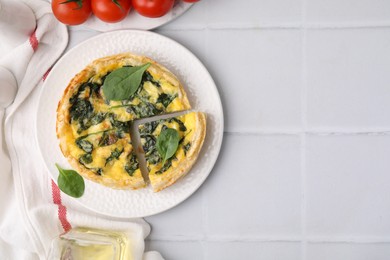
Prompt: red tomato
<box><xmin>52</xmin><ymin>0</ymin><xmax>92</xmax><ymax>25</ymax></box>
<box><xmin>182</xmin><ymin>0</ymin><xmax>200</xmax><ymax>2</ymax></box>
<box><xmin>132</xmin><ymin>0</ymin><xmax>174</xmax><ymax>18</ymax></box>
<box><xmin>92</xmin><ymin>0</ymin><xmax>132</xmax><ymax>23</ymax></box>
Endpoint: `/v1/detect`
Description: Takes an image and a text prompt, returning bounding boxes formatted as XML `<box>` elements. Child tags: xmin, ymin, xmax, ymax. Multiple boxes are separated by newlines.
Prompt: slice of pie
<box><xmin>139</xmin><ymin>112</ymin><xmax>206</xmax><ymax>192</ymax></box>
<box><xmin>56</xmin><ymin>53</ymin><xmax>191</xmax><ymax>189</ymax></box>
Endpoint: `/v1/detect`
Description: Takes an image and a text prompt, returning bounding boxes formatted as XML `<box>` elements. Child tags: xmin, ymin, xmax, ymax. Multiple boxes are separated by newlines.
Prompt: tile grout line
<box><xmin>155</xmin><ymin>22</ymin><xmax>390</xmax><ymax>32</ymax></box>
<box><xmin>146</xmin><ymin>236</ymin><xmax>390</xmax><ymax>243</ymax></box>
<box><xmin>146</xmin><ymin>236</ymin><xmax>303</xmax><ymax>242</ymax></box>
<box><xmin>224</xmin><ymin>129</ymin><xmax>390</xmax><ymax>136</ymax></box>
<box><xmin>300</xmin><ymin>135</ymin><xmax>307</xmax><ymax>260</ymax></box>
<box><xmin>306</xmin><ymin>237</ymin><xmax>390</xmax><ymax>244</ymax></box>
<box><xmin>300</xmin><ymin>0</ymin><xmax>308</xmax><ymax>258</ymax></box>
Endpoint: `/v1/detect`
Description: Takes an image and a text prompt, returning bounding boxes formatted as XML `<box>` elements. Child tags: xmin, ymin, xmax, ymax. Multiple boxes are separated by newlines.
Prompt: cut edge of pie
<box><xmin>139</xmin><ymin>112</ymin><xmax>207</xmax><ymax>192</ymax></box>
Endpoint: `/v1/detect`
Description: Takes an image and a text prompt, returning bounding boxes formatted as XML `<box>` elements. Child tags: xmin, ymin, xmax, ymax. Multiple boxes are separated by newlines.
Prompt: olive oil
<box><xmin>48</xmin><ymin>227</ymin><xmax>131</xmax><ymax>260</ymax></box>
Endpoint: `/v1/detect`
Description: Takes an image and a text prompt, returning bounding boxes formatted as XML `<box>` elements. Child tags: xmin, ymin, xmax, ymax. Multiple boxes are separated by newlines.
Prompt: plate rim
<box><xmin>36</xmin><ymin>29</ymin><xmax>224</xmax><ymax>218</ymax></box>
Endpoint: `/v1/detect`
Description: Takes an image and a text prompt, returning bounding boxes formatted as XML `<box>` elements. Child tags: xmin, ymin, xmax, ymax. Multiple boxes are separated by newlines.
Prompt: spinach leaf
<box><xmin>76</xmin><ymin>139</ymin><xmax>93</xmax><ymax>153</ymax></box>
<box><xmin>98</xmin><ymin>131</ymin><xmax>118</xmax><ymax>147</ymax></box>
<box><xmin>142</xmin><ymin>71</ymin><xmax>161</xmax><ymax>87</ymax></box>
<box><xmin>183</xmin><ymin>142</ymin><xmax>191</xmax><ymax>155</ymax></box>
<box><xmin>156</xmin><ymin>159</ymin><xmax>173</xmax><ymax>174</ymax></box>
<box><xmin>142</xmin><ymin>135</ymin><xmax>157</xmax><ymax>154</ymax></box>
<box><xmin>136</xmin><ymin>93</ymin><xmax>152</xmax><ymax>104</ymax></box>
<box><xmin>125</xmin><ymin>153</ymin><xmax>139</xmax><ymax>176</ymax></box>
<box><xmin>69</xmin><ymin>99</ymin><xmax>93</xmax><ymax>122</ymax></box>
<box><xmin>79</xmin><ymin>153</ymin><xmax>93</xmax><ymax>165</ymax></box>
<box><xmin>102</xmin><ymin>63</ymin><xmax>151</xmax><ymax>101</ymax></box>
<box><xmin>140</xmin><ymin>120</ymin><xmax>159</xmax><ymax>135</ymax></box>
<box><xmin>76</xmin><ymin>119</ymin><xmax>92</xmax><ymax>134</ymax></box>
<box><xmin>69</xmin><ymin>98</ymin><xmax>95</xmax><ymax>133</ymax></box>
<box><xmin>156</xmin><ymin>128</ymin><xmax>180</xmax><ymax>166</ymax></box>
<box><xmin>169</xmin><ymin>118</ymin><xmax>187</xmax><ymax>131</ymax></box>
<box><xmin>69</xmin><ymin>82</ymin><xmax>88</xmax><ymax>105</ymax></box>
<box><xmin>157</xmin><ymin>93</ymin><xmax>177</xmax><ymax>108</ymax></box>
<box><xmin>108</xmin><ymin>114</ymin><xmax>131</xmax><ymax>133</ymax></box>
<box><xmin>105</xmin><ymin>148</ymin><xmax>123</xmax><ymax>166</ymax></box>
<box><xmin>55</xmin><ymin>163</ymin><xmax>85</xmax><ymax>198</ymax></box>
<box><xmin>91</xmin><ymin>113</ymin><xmax>105</xmax><ymax>125</ymax></box>
<box><xmin>88</xmin><ymin>82</ymin><xmax>102</xmax><ymax>97</ymax></box>
<box><xmin>146</xmin><ymin>150</ymin><xmax>161</xmax><ymax>165</ymax></box>
<box><xmin>127</xmin><ymin>102</ymin><xmax>161</xmax><ymax>118</ymax></box>
<box><xmin>77</xmin><ymin>128</ymin><xmax>114</xmax><ymax>141</ymax></box>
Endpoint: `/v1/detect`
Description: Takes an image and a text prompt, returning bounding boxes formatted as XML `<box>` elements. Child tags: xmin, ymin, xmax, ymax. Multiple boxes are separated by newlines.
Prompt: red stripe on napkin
<box><xmin>42</xmin><ymin>68</ymin><xmax>52</xmax><ymax>81</ymax></box>
<box><xmin>29</xmin><ymin>30</ymin><xmax>38</xmax><ymax>52</ymax></box>
<box><xmin>51</xmin><ymin>180</ymin><xmax>72</xmax><ymax>232</ymax></box>
<box><xmin>45</xmin><ymin>63</ymin><xmax>71</xmax><ymax>233</ymax></box>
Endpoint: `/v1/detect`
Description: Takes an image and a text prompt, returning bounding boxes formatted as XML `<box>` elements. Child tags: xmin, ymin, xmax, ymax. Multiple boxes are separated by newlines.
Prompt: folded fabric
<box><xmin>0</xmin><ymin>0</ymin><xmax>163</xmax><ymax>259</ymax></box>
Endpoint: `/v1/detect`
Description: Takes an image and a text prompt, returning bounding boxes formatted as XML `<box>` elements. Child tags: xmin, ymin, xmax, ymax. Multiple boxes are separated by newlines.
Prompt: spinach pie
<box><xmin>56</xmin><ymin>53</ymin><xmax>205</xmax><ymax>191</ymax></box>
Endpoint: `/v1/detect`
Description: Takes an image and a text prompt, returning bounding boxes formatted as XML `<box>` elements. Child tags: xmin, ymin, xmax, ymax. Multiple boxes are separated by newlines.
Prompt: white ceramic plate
<box><xmin>36</xmin><ymin>30</ymin><xmax>224</xmax><ymax>218</ymax></box>
<box><xmin>83</xmin><ymin>1</ymin><xmax>193</xmax><ymax>31</ymax></box>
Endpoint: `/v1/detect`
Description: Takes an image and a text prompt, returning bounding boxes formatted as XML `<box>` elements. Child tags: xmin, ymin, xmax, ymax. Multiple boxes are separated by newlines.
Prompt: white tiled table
<box><xmin>69</xmin><ymin>1</ymin><xmax>390</xmax><ymax>259</ymax></box>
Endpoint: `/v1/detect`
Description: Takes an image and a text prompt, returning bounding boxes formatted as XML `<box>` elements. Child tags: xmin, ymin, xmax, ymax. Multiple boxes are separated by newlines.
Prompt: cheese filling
<box><xmin>66</xmin><ymin>65</ymin><xmax>184</xmax><ymax>180</ymax></box>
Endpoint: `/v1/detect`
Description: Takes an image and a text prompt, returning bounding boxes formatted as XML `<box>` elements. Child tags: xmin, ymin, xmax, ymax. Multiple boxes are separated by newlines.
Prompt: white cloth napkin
<box><xmin>0</xmin><ymin>1</ymin><xmax>163</xmax><ymax>259</ymax></box>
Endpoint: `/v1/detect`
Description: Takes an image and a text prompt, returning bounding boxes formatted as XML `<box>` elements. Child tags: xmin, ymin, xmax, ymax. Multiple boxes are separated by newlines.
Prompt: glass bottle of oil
<box><xmin>47</xmin><ymin>227</ymin><xmax>132</xmax><ymax>260</ymax></box>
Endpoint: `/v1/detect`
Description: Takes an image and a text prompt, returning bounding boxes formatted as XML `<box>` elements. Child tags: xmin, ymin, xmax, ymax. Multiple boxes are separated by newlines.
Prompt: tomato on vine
<box><xmin>92</xmin><ymin>0</ymin><xmax>132</xmax><ymax>23</ymax></box>
<box><xmin>52</xmin><ymin>0</ymin><xmax>92</xmax><ymax>25</ymax></box>
<box><xmin>132</xmin><ymin>0</ymin><xmax>174</xmax><ymax>18</ymax></box>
